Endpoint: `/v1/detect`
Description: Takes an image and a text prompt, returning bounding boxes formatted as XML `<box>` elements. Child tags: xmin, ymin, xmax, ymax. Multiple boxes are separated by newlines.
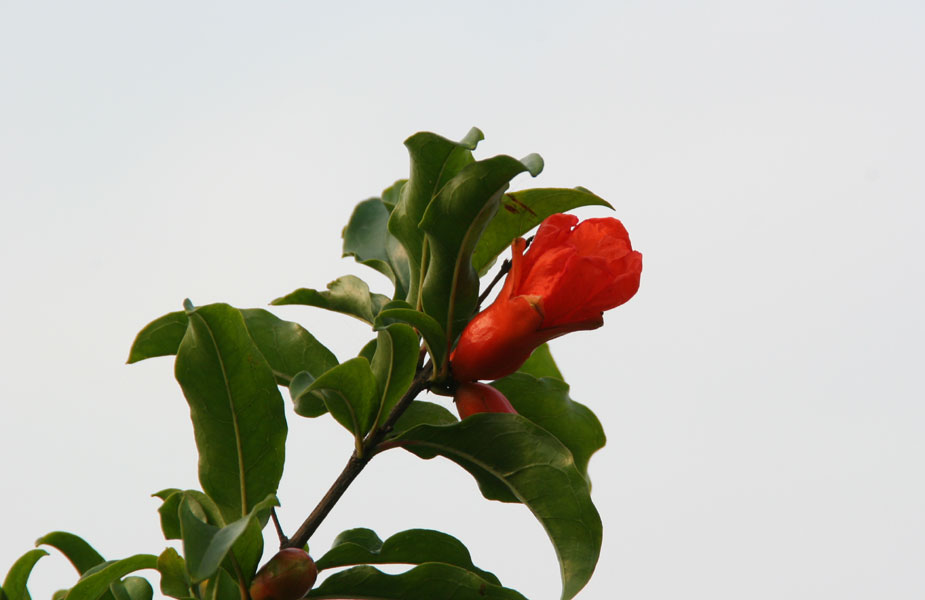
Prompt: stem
<box><xmin>476</xmin><ymin>259</ymin><xmax>511</xmax><ymax>309</ymax></box>
<box><xmin>283</xmin><ymin>363</ymin><xmax>433</xmax><ymax>550</ymax></box>
<box><xmin>270</xmin><ymin>507</ymin><xmax>288</xmax><ymax>546</ymax></box>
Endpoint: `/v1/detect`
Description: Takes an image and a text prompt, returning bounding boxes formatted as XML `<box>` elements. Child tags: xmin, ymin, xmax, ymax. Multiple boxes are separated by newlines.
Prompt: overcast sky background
<box><xmin>2</xmin><ymin>2</ymin><xmax>924</xmax><ymax>599</ymax></box>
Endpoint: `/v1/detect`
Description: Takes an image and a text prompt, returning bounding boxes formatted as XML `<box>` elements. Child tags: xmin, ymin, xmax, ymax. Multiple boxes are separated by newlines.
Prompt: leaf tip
<box><xmin>521</xmin><ymin>153</ymin><xmax>544</xmax><ymax>177</ymax></box>
<box><xmin>182</xmin><ymin>298</ymin><xmax>195</xmax><ymax>313</ymax></box>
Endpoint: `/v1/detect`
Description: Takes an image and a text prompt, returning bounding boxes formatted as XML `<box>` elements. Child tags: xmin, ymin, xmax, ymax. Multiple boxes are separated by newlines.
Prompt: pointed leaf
<box><xmin>1</xmin><ymin>549</ymin><xmax>47</xmax><ymax>600</ymax></box>
<box><xmin>156</xmin><ymin>548</ymin><xmax>190</xmax><ymax>599</ymax></box>
<box><xmin>370</xmin><ymin>324</ymin><xmax>419</xmax><ymax>428</ymax></box>
<box><xmin>127</xmin><ymin>311</ymin><xmax>187</xmax><ymax>363</ymax></box>
<box><xmin>491</xmin><ymin>374</ymin><xmax>605</xmax><ymax>486</ymax></box>
<box><xmin>35</xmin><ymin>532</ymin><xmax>105</xmax><ymax>575</ymax></box>
<box><xmin>389</xmin><ymin>128</ymin><xmax>484</xmax><ymax>307</ymax></box>
<box><xmin>373</xmin><ymin>309</ymin><xmax>446</xmax><ymax>369</ymax></box>
<box><xmin>420</xmin><ymin>154</ymin><xmax>542</xmax><ymax>351</ymax></box>
<box><xmin>343</xmin><ymin>197</ymin><xmax>411</xmax><ymax>299</ymax></box>
<box><xmin>174</xmin><ymin>303</ymin><xmax>287</xmax><ymax>522</ymax></box>
<box><xmin>472</xmin><ymin>187</ymin><xmax>613</xmax><ymax>273</ymax></box>
<box><xmin>395</xmin><ymin>415</ymin><xmax>601</xmax><ymax>600</ymax></box>
<box><xmin>65</xmin><ymin>554</ymin><xmax>158</xmax><ymax>600</ymax></box>
<box><xmin>129</xmin><ymin>309</ymin><xmax>337</xmax><ymax>387</ymax></box>
<box><xmin>307</xmin><ymin>564</ymin><xmax>526</xmax><ymax>600</ymax></box>
<box><xmin>299</xmin><ymin>357</ymin><xmax>379</xmax><ymax>440</ymax></box>
<box><xmin>388</xmin><ymin>401</ymin><xmax>457</xmax><ymax>437</ymax></box>
<box><xmin>272</xmin><ymin>276</ymin><xmax>389</xmax><ymax>325</ymax></box>
<box><xmin>240</xmin><ymin>308</ymin><xmax>338</xmax><ymax>385</ymax></box>
<box><xmin>179</xmin><ymin>494</ymin><xmax>278</xmax><ymax>583</ymax></box>
<box><xmin>316</xmin><ymin>528</ymin><xmax>498</xmax><ymax>584</ymax></box>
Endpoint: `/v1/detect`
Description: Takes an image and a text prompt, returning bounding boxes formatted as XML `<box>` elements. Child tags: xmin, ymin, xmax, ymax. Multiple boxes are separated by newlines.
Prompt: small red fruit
<box><xmin>454</xmin><ymin>382</ymin><xmax>517</xmax><ymax>419</ymax></box>
<box><xmin>249</xmin><ymin>548</ymin><xmax>317</xmax><ymax>600</ymax></box>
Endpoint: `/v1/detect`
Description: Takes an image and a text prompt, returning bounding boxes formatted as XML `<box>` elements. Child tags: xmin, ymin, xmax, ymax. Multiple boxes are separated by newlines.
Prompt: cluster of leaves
<box><xmin>2</xmin><ymin>128</ymin><xmax>614</xmax><ymax>600</ymax></box>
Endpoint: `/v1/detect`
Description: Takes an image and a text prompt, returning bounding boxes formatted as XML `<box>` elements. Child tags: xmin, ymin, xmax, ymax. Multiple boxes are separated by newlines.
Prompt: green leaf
<box><xmin>109</xmin><ymin>577</ymin><xmax>153</xmax><ymax>600</ymax></box>
<box><xmin>272</xmin><ymin>276</ymin><xmax>390</xmax><ymax>325</ymax></box>
<box><xmin>388</xmin><ymin>401</ymin><xmax>457</xmax><ymax>437</ymax></box>
<box><xmin>516</xmin><ymin>343</ymin><xmax>563</xmax><ymax>380</ymax></box>
<box><xmin>316</xmin><ymin>528</ymin><xmax>499</xmax><ymax>585</ymax></box>
<box><xmin>174</xmin><ymin>303</ymin><xmax>287</xmax><ymax>523</ymax></box>
<box><xmin>128</xmin><ymin>308</ymin><xmax>337</xmax><ymax>387</ymax></box>
<box><xmin>388</xmin><ymin>128</ymin><xmax>484</xmax><ymax>308</ymax></box>
<box><xmin>370</xmin><ymin>324</ymin><xmax>419</xmax><ymax>428</ymax></box>
<box><xmin>374</xmin><ymin>309</ymin><xmax>447</xmax><ymax>369</ymax></box>
<box><xmin>492</xmin><ymin>374</ymin><xmax>605</xmax><ymax>486</ymax></box>
<box><xmin>343</xmin><ymin>197</ymin><xmax>411</xmax><ymax>299</ymax></box>
<box><xmin>307</xmin><ymin>564</ymin><xmax>527</xmax><ymax>600</ymax></box>
<box><xmin>395</xmin><ymin>415</ymin><xmax>601</xmax><ymax>600</ymax></box>
<box><xmin>289</xmin><ymin>371</ymin><xmax>323</xmax><ymax>418</ymax></box>
<box><xmin>380</xmin><ymin>179</ymin><xmax>406</xmax><ymax>210</ymax></box>
<box><xmin>34</xmin><ymin>531</ymin><xmax>104</xmax><ymax>575</ymax></box>
<box><xmin>472</xmin><ymin>187</ymin><xmax>613</xmax><ymax>274</ymax></box>
<box><xmin>240</xmin><ymin>308</ymin><xmax>338</xmax><ymax>385</ymax></box>
<box><xmin>156</xmin><ymin>548</ymin><xmax>190</xmax><ymax>599</ymax></box>
<box><xmin>179</xmin><ymin>494</ymin><xmax>277</xmax><ymax>583</ymax></box>
<box><xmin>201</xmin><ymin>568</ymin><xmax>240</xmax><ymax>600</ymax></box>
<box><xmin>1</xmin><ymin>549</ymin><xmax>47</xmax><ymax>600</ymax></box>
<box><xmin>65</xmin><ymin>554</ymin><xmax>158</xmax><ymax>600</ymax></box>
<box><xmin>299</xmin><ymin>357</ymin><xmax>379</xmax><ymax>441</ymax></box>
<box><xmin>126</xmin><ymin>311</ymin><xmax>188</xmax><ymax>363</ymax></box>
<box><xmin>419</xmin><ymin>154</ymin><xmax>542</xmax><ymax>353</ymax></box>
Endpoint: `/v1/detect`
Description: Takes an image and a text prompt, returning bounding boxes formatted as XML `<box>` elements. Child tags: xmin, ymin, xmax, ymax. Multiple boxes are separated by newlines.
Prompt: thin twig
<box><xmin>283</xmin><ymin>363</ymin><xmax>433</xmax><ymax>550</ymax></box>
<box><xmin>476</xmin><ymin>259</ymin><xmax>511</xmax><ymax>309</ymax></box>
<box><xmin>270</xmin><ymin>507</ymin><xmax>288</xmax><ymax>546</ymax></box>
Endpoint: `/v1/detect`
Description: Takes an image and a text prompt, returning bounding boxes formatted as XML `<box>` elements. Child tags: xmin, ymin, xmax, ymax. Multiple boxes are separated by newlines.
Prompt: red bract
<box><xmin>451</xmin><ymin>213</ymin><xmax>642</xmax><ymax>382</ymax></box>
<box><xmin>454</xmin><ymin>381</ymin><xmax>517</xmax><ymax>419</ymax></box>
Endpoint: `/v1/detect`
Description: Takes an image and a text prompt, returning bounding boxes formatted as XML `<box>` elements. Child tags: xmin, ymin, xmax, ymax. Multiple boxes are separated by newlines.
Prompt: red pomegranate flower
<box><xmin>451</xmin><ymin>213</ymin><xmax>642</xmax><ymax>382</ymax></box>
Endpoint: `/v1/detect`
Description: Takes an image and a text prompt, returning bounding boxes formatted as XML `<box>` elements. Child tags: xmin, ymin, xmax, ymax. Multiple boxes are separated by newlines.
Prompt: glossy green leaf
<box><xmin>343</xmin><ymin>197</ymin><xmax>411</xmax><ymax>299</ymax></box>
<box><xmin>516</xmin><ymin>343</ymin><xmax>563</xmax><ymax>380</ymax></box>
<box><xmin>201</xmin><ymin>568</ymin><xmax>240</xmax><ymax>600</ymax></box>
<box><xmin>179</xmin><ymin>494</ymin><xmax>277</xmax><ymax>583</ymax></box>
<box><xmin>1</xmin><ymin>549</ymin><xmax>47</xmax><ymax>600</ymax></box>
<box><xmin>388</xmin><ymin>128</ymin><xmax>484</xmax><ymax>307</ymax></box>
<box><xmin>302</xmin><ymin>357</ymin><xmax>379</xmax><ymax>441</ymax></box>
<box><xmin>388</xmin><ymin>401</ymin><xmax>457</xmax><ymax>438</ymax></box>
<box><xmin>307</xmin><ymin>563</ymin><xmax>526</xmax><ymax>600</ymax></box>
<box><xmin>34</xmin><ymin>531</ymin><xmax>104</xmax><ymax>575</ymax></box>
<box><xmin>472</xmin><ymin>187</ymin><xmax>613</xmax><ymax>273</ymax></box>
<box><xmin>289</xmin><ymin>371</ymin><xmax>323</xmax><ymax>418</ymax></box>
<box><xmin>240</xmin><ymin>308</ymin><xmax>338</xmax><ymax>385</ymax></box>
<box><xmin>358</xmin><ymin>337</ymin><xmax>378</xmax><ymax>362</ymax></box>
<box><xmin>380</xmin><ymin>179</ymin><xmax>406</xmax><ymax>210</ymax></box>
<box><xmin>419</xmin><ymin>154</ymin><xmax>542</xmax><ymax>352</ymax></box>
<box><xmin>316</xmin><ymin>528</ymin><xmax>498</xmax><ymax>584</ymax></box>
<box><xmin>370</xmin><ymin>324</ymin><xmax>419</xmax><ymax>427</ymax></box>
<box><xmin>374</xmin><ymin>308</ymin><xmax>446</xmax><ymax>369</ymax></box>
<box><xmin>154</xmin><ymin>489</ymin><xmax>226</xmax><ymax>543</ymax></box>
<box><xmin>65</xmin><ymin>554</ymin><xmax>158</xmax><ymax>600</ymax></box>
<box><xmin>492</xmin><ymin>374</ymin><xmax>605</xmax><ymax>486</ymax></box>
<box><xmin>272</xmin><ymin>276</ymin><xmax>389</xmax><ymax>325</ymax></box>
<box><xmin>126</xmin><ymin>311</ymin><xmax>187</xmax><ymax>363</ymax></box>
<box><xmin>156</xmin><ymin>548</ymin><xmax>190</xmax><ymax>599</ymax></box>
<box><xmin>175</xmin><ymin>303</ymin><xmax>287</xmax><ymax>523</ymax></box>
<box><xmin>128</xmin><ymin>308</ymin><xmax>337</xmax><ymax>387</ymax></box>
<box><xmin>395</xmin><ymin>415</ymin><xmax>602</xmax><ymax>600</ymax></box>
<box><xmin>109</xmin><ymin>577</ymin><xmax>153</xmax><ymax>600</ymax></box>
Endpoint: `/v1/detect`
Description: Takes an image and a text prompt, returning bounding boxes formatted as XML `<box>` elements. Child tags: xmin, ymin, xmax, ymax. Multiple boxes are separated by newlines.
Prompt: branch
<box><xmin>283</xmin><ymin>362</ymin><xmax>433</xmax><ymax>549</ymax></box>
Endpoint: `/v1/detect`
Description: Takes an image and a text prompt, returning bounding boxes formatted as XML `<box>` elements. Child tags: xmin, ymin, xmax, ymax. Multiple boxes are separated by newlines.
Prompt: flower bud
<box><xmin>249</xmin><ymin>548</ymin><xmax>317</xmax><ymax>600</ymax></box>
<box><xmin>454</xmin><ymin>381</ymin><xmax>517</xmax><ymax>419</ymax></box>
<box><xmin>451</xmin><ymin>213</ymin><xmax>642</xmax><ymax>382</ymax></box>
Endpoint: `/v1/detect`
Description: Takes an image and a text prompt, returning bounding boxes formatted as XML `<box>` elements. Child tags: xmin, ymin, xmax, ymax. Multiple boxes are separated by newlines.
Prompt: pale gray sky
<box><xmin>2</xmin><ymin>2</ymin><xmax>924</xmax><ymax>599</ymax></box>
